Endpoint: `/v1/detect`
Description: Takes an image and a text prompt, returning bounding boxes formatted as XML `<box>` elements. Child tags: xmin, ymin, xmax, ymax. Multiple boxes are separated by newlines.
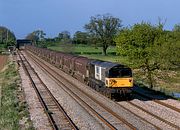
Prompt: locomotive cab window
<box><xmin>95</xmin><ymin>66</ymin><xmax>101</xmax><ymax>80</ymax></box>
<box><xmin>96</xmin><ymin>66</ymin><xmax>100</xmax><ymax>73</ymax></box>
<box><xmin>108</xmin><ymin>67</ymin><xmax>132</xmax><ymax>78</ymax></box>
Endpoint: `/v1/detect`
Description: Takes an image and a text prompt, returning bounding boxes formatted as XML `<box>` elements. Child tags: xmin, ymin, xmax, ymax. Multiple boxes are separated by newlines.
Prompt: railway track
<box><xmin>133</xmin><ymin>90</ymin><xmax>180</xmax><ymax>113</ymax></box>
<box><xmin>118</xmin><ymin>100</ymin><xmax>180</xmax><ymax>129</ymax></box>
<box><xmin>26</xmin><ymin>50</ymin><xmax>139</xmax><ymax>130</ymax></box>
<box><xmin>18</xmin><ymin>51</ymin><xmax>78</xmax><ymax>130</ymax></box>
<box><xmin>117</xmin><ymin>102</ymin><xmax>161</xmax><ymax>130</ymax></box>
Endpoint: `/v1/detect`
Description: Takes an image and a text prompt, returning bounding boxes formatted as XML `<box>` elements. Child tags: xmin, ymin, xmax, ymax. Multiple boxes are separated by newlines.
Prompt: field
<box><xmin>49</xmin><ymin>44</ymin><xmax>116</xmax><ymax>54</ymax></box>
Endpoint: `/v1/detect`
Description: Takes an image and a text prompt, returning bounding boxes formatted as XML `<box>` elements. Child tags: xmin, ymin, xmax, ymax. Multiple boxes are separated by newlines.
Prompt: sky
<box><xmin>0</xmin><ymin>0</ymin><xmax>180</xmax><ymax>38</ymax></box>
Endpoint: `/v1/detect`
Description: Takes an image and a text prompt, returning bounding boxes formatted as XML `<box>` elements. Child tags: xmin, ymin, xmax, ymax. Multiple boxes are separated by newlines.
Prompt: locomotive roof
<box><xmin>90</xmin><ymin>60</ymin><xmax>126</xmax><ymax>69</ymax></box>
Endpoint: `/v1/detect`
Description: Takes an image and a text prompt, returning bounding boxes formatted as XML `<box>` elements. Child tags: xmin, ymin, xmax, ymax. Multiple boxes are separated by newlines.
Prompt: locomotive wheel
<box><xmin>103</xmin><ymin>90</ymin><xmax>112</xmax><ymax>99</ymax></box>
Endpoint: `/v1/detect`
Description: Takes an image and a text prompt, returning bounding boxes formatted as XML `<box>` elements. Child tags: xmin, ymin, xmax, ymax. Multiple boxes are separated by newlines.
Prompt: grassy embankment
<box><xmin>48</xmin><ymin>44</ymin><xmax>180</xmax><ymax>98</ymax></box>
<box><xmin>0</xmin><ymin>59</ymin><xmax>34</xmax><ymax>129</ymax></box>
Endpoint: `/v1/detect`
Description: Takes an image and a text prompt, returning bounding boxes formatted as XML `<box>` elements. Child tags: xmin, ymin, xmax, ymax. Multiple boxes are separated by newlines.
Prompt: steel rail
<box><xmin>127</xmin><ymin>101</ymin><xmax>180</xmax><ymax>129</ymax></box>
<box><xmin>133</xmin><ymin>91</ymin><xmax>180</xmax><ymax>113</ymax></box>
<box><xmin>18</xmin><ymin>51</ymin><xmax>78</xmax><ymax>130</ymax></box>
<box><xmin>117</xmin><ymin>103</ymin><xmax>161</xmax><ymax>130</ymax></box>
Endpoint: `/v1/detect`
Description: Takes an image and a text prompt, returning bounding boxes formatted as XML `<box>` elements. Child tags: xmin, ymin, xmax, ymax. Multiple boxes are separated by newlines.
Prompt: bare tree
<box><xmin>85</xmin><ymin>14</ymin><xmax>122</xmax><ymax>55</ymax></box>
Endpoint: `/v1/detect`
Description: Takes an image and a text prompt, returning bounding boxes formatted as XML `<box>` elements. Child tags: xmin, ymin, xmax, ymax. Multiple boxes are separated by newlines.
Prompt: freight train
<box><xmin>25</xmin><ymin>45</ymin><xmax>133</xmax><ymax>99</ymax></box>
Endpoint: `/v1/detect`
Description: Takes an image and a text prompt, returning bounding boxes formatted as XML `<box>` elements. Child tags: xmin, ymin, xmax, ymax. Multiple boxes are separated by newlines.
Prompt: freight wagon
<box><xmin>26</xmin><ymin>45</ymin><xmax>133</xmax><ymax>99</ymax></box>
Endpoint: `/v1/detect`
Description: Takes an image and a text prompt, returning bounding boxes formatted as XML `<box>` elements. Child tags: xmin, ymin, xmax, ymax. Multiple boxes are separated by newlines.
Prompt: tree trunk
<box><xmin>102</xmin><ymin>43</ymin><xmax>108</xmax><ymax>56</ymax></box>
<box><xmin>103</xmin><ymin>47</ymin><xmax>107</xmax><ymax>55</ymax></box>
<box><xmin>145</xmin><ymin>60</ymin><xmax>154</xmax><ymax>88</ymax></box>
<box><xmin>148</xmin><ymin>71</ymin><xmax>153</xmax><ymax>88</ymax></box>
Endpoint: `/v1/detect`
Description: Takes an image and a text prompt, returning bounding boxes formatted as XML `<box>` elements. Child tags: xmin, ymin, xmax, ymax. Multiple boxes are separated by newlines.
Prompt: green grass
<box><xmin>48</xmin><ymin>44</ymin><xmax>116</xmax><ymax>54</ymax></box>
<box><xmin>0</xmin><ymin>63</ymin><xmax>20</xmax><ymax>129</ymax></box>
<box><xmin>0</xmin><ymin>62</ymin><xmax>34</xmax><ymax>130</ymax></box>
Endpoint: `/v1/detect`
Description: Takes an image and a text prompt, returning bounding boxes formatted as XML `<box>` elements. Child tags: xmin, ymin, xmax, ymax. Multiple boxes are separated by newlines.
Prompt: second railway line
<box><xmin>18</xmin><ymin>51</ymin><xmax>78</xmax><ymax>130</ymax></box>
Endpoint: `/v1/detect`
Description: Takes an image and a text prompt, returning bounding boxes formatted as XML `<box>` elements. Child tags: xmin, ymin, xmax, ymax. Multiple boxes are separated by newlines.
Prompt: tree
<box><xmin>115</xmin><ymin>22</ymin><xmax>165</xmax><ymax>88</ymax></box>
<box><xmin>0</xmin><ymin>26</ymin><xmax>16</xmax><ymax>47</ymax></box>
<box><xmin>164</xmin><ymin>25</ymin><xmax>180</xmax><ymax>67</ymax></box>
<box><xmin>73</xmin><ymin>31</ymin><xmax>89</xmax><ymax>44</ymax></box>
<box><xmin>26</xmin><ymin>33</ymin><xmax>38</xmax><ymax>42</ymax></box>
<box><xmin>57</xmin><ymin>31</ymin><xmax>74</xmax><ymax>52</ymax></box>
<box><xmin>85</xmin><ymin>14</ymin><xmax>122</xmax><ymax>55</ymax></box>
<box><xmin>33</xmin><ymin>30</ymin><xmax>46</xmax><ymax>41</ymax></box>
<box><xmin>58</xmin><ymin>31</ymin><xmax>71</xmax><ymax>41</ymax></box>
<box><xmin>26</xmin><ymin>30</ymin><xmax>46</xmax><ymax>46</ymax></box>
<box><xmin>173</xmin><ymin>23</ymin><xmax>180</xmax><ymax>32</ymax></box>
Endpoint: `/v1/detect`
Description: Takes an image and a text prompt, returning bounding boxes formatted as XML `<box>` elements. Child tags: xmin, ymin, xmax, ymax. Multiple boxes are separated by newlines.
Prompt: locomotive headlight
<box><xmin>129</xmin><ymin>78</ymin><xmax>133</xmax><ymax>82</ymax></box>
<box><xmin>109</xmin><ymin>79</ymin><xmax>117</xmax><ymax>85</ymax></box>
<box><xmin>109</xmin><ymin>79</ymin><xmax>113</xmax><ymax>84</ymax></box>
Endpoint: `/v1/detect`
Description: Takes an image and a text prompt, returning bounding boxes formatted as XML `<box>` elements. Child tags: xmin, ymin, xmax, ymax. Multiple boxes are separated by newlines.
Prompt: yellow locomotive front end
<box><xmin>89</xmin><ymin>60</ymin><xmax>133</xmax><ymax>98</ymax></box>
<box><xmin>105</xmin><ymin>77</ymin><xmax>133</xmax><ymax>88</ymax></box>
<box><xmin>105</xmin><ymin>66</ymin><xmax>133</xmax><ymax>88</ymax></box>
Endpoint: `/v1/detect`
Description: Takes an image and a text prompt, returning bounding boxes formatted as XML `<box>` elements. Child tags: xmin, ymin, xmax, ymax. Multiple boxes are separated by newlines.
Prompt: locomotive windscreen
<box><xmin>108</xmin><ymin>67</ymin><xmax>132</xmax><ymax>78</ymax></box>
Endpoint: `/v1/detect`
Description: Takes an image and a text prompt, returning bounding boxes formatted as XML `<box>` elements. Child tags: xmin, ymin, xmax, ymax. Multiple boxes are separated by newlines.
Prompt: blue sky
<box><xmin>0</xmin><ymin>0</ymin><xmax>180</xmax><ymax>38</ymax></box>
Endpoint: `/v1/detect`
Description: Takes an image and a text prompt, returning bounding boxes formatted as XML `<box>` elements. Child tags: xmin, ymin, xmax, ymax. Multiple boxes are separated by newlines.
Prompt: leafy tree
<box><xmin>0</xmin><ymin>26</ymin><xmax>16</xmax><ymax>47</ymax></box>
<box><xmin>26</xmin><ymin>33</ymin><xmax>38</xmax><ymax>42</ymax></box>
<box><xmin>58</xmin><ymin>31</ymin><xmax>71</xmax><ymax>41</ymax></box>
<box><xmin>160</xmin><ymin>41</ymin><xmax>180</xmax><ymax>68</ymax></box>
<box><xmin>34</xmin><ymin>30</ymin><xmax>46</xmax><ymax>41</ymax></box>
<box><xmin>163</xmin><ymin>25</ymin><xmax>180</xmax><ymax>67</ymax></box>
<box><xmin>26</xmin><ymin>30</ymin><xmax>46</xmax><ymax>46</ymax></box>
<box><xmin>85</xmin><ymin>14</ymin><xmax>122</xmax><ymax>55</ymax></box>
<box><xmin>115</xmin><ymin>22</ymin><xmax>165</xmax><ymax>88</ymax></box>
<box><xmin>73</xmin><ymin>31</ymin><xmax>89</xmax><ymax>44</ymax></box>
<box><xmin>173</xmin><ymin>23</ymin><xmax>180</xmax><ymax>32</ymax></box>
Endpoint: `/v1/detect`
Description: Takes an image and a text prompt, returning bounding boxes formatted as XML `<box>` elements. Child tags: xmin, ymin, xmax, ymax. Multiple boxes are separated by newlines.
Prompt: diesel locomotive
<box><xmin>25</xmin><ymin>45</ymin><xmax>133</xmax><ymax>98</ymax></box>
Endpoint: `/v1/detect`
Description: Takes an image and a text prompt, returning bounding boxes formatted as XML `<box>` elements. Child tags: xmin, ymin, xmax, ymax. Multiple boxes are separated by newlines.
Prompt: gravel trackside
<box><xmin>118</xmin><ymin>100</ymin><xmax>179</xmax><ymax>130</ymax></box>
<box><xmin>160</xmin><ymin>99</ymin><xmax>180</xmax><ymax>110</ymax></box>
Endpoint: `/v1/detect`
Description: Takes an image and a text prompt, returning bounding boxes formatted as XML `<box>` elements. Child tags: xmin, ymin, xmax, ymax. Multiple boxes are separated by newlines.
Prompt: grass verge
<box><xmin>0</xmin><ymin>60</ymin><xmax>34</xmax><ymax>130</ymax></box>
<box><xmin>134</xmin><ymin>69</ymin><xmax>180</xmax><ymax>100</ymax></box>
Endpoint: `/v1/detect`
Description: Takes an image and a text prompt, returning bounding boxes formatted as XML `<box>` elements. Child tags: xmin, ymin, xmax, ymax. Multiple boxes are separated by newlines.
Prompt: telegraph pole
<box><xmin>6</xmin><ymin>30</ymin><xmax>9</xmax><ymax>41</ymax></box>
<box><xmin>0</xmin><ymin>30</ymin><xmax>2</xmax><ymax>43</ymax></box>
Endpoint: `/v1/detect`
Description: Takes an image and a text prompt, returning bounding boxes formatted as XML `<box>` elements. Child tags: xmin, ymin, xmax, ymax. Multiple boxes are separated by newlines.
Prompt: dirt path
<box><xmin>0</xmin><ymin>55</ymin><xmax>8</xmax><ymax>71</ymax></box>
<box><xmin>0</xmin><ymin>55</ymin><xmax>8</xmax><ymax>108</ymax></box>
